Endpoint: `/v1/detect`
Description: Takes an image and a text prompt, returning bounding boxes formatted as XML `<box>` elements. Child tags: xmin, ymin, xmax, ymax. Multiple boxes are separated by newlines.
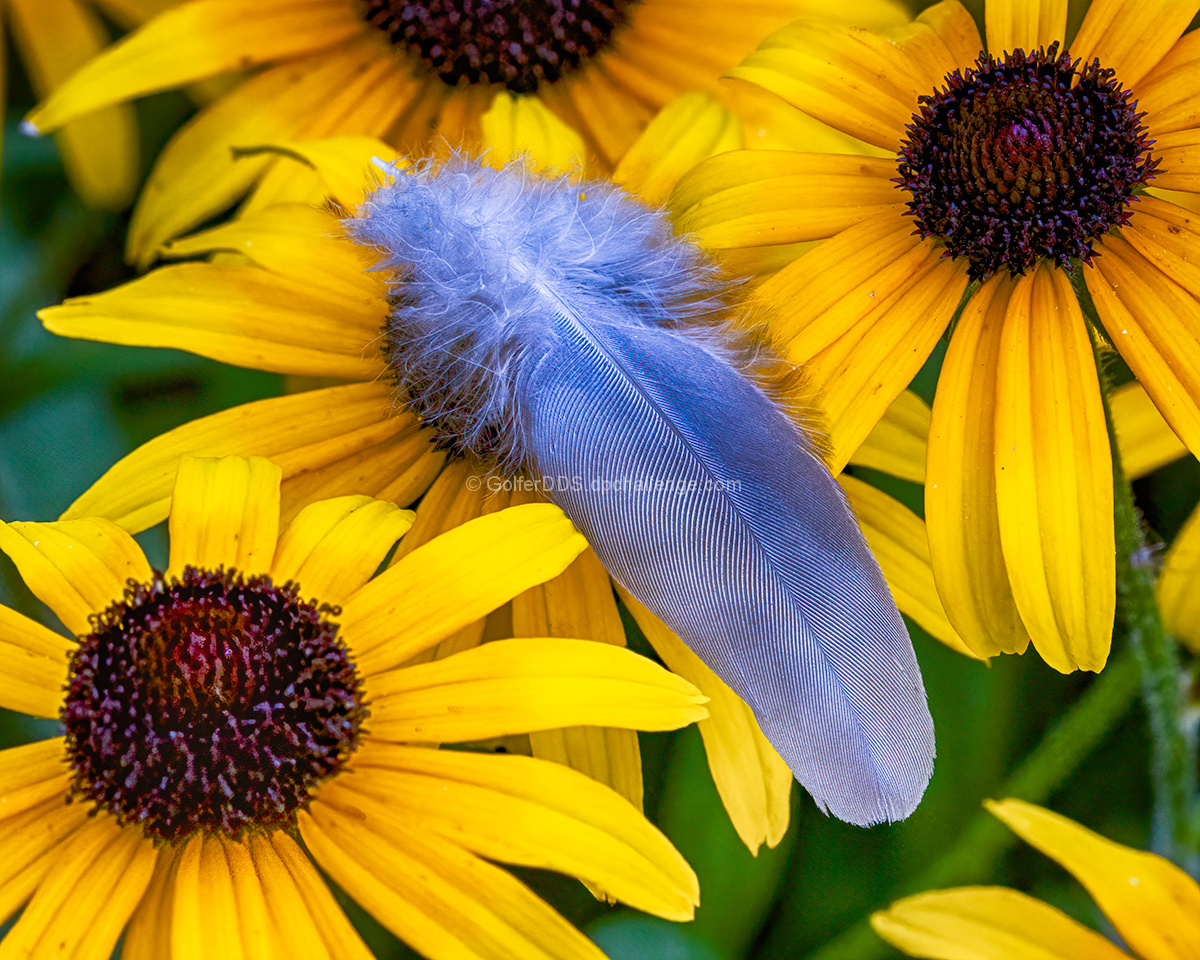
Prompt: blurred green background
<box><xmin>1</xmin><ymin>3</ymin><xmax>1194</xmax><ymax>957</ymax></box>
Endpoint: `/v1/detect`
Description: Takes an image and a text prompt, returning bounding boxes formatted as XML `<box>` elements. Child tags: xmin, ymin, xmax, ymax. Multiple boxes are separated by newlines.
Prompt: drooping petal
<box><xmin>261</xmin><ymin>832</ymin><xmax>376</xmax><ymax>960</ymax></box>
<box><xmin>365</xmin><ymin>638</ymin><xmax>707</xmax><ymax>742</ymax></box>
<box><xmin>839</xmin><ymin>476</ymin><xmax>978</xmax><ymax>658</ymax></box>
<box><xmin>984</xmin><ymin>0</ymin><xmax>1067</xmax><ymax>55</ymax></box>
<box><xmin>480</xmin><ymin>93</ymin><xmax>586</xmax><ymax>172</ymax></box>
<box><xmin>167</xmin><ymin>456</ymin><xmax>281</xmax><ymax>578</ymax></box>
<box><xmin>613</xmin><ymin>91</ymin><xmax>741</xmax><ymax>207</ymax></box>
<box><xmin>0</xmin><ymin>519</ymin><xmax>152</xmax><ymax>637</ymax></box>
<box><xmin>621</xmin><ymin>589</ymin><xmax>792</xmax><ymax>853</ymax></box>
<box><xmin>848</xmin><ymin>390</ymin><xmax>931</xmax><ymax>483</ymax></box>
<box><xmin>323</xmin><ymin>742</ymin><xmax>698</xmax><ymax>919</ymax></box>
<box><xmin>271</xmin><ymin>497</ymin><xmax>414</xmax><ymax>606</ymax></box>
<box><xmin>672</xmin><ymin>150</ymin><xmax>903</xmax><ymax>252</ymax></box>
<box><xmin>59</xmin><ymin>383</ymin><xmax>435</xmax><ymax>534</ymax></box>
<box><xmin>755</xmin><ymin>213</ymin><xmax>969</xmax><ymax>470</ymax></box>
<box><xmin>24</xmin><ymin>0</ymin><xmax>364</xmax><ymax>132</ymax></box>
<box><xmin>0</xmin><ymin>794</ymin><xmax>92</xmax><ymax>924</ymax></box>
<box><xmin>987</xmin><ymin>798</ymin><xmax>1200</xmax><ymax>960</ymax></box>
<box><xmin>0</xmin><ymin>606</ymin><xmax>73</xmax><ymax>716</ymax></box>
<box><xmin>302</xmin><ymin>802</ymin><xmax>609</xmax><ymax>960</ymax></box>
<box><xmin>1111</xmin><ymin>380</ymin><xmax>1189</xmax><ymax>479</ymax></box>
<box><xmin>1087</xmin><ymin>232</ymin><xmax>1200</xmax><ymax>461</ymax></box>
<box><xmin>170</xmin><ymin>834</ymin><xmax>248</xmax><ymax>960</ymax></box>
<box><xmin>7</xmin><ymin>0</ymin><xmax>138</xmax><ymax>209</ymax></box>
<box><xmin>343</xmin><ymin>504</ymin><xmax>587</xmax><ymax>672</ymax></box>
<box><xmin>118</xmin><ymin>841</ymin><xmax>179</xmax><ymax>960</ymax></box>
<box><xmin>994</xmin><ymin>266</ymin><xmax>1114</xmax><ymax>673</ymax></box>
<box><xmin>512</xmin><ymin>547</ymin><xmax>644</xmax><ymax>810</ymax></box>
<box><xmin>41</xmin><ymin>262</ymin><xmax>388</xmax><ymax>380</ymax></box>
<box><xmin>928</xmin><ymin>276</ymin><xmax>1031</xmax><ymax>658</ymax></box>
<box><xmin>1159</xmin><ymin>501</ymin><xmax>1200</xmax><ymax>652</ymax></box>
<box><xmin>1070</xmin><ymin>0</ymin><xmax>1198</xmax><ymax>90</ymax></box>
<box><xmin>1</xmin><ymin>813</ymin><xmax>157</xmax><ymax>960</ymax></box>
<box><xmin>871</xmin><ymin>886</ymin><xmax>1133</xmax><ymax>960</ymax></box>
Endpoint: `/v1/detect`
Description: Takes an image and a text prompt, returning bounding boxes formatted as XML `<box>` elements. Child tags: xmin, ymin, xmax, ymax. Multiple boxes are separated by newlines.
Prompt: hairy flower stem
<box><xmin>1080</xmin><ymin>284</ymin><xmax>1200</xmax><ymax>871</ymax></box>
<box><xmin>802</xmin><ymin>651</ymin><xmax>1139</xmax><ymax>960</ymax></box>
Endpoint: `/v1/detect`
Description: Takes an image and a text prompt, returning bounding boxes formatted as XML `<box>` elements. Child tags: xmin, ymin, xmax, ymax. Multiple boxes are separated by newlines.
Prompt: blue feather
<box><xmin>348</xmin><ymin>156</ymin><xmax>935</xmax><ymax>826</ymax></box>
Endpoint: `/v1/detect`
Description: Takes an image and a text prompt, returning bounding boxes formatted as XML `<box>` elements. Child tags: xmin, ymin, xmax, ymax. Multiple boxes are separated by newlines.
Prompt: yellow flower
<box><xmin>674</xmin><ymin>0</ymin><xmax>1200</xmax><ymax>673</ymax></box>
<box><xmin>19</xmin><ymin>0</ymin><xmax>908</xmax><ymax>263</ymax></box>
<box><xmin>2</xmin><ymin>0</ymin><xmax>172</xmax><ymax>208</ymax></box>
<box><xmin>0</xmin><ymin>454</ymin><xmax>705</xmax><ymax>958</ymax></box>
<box><xmin>35</xmin><ymin>97</ymin><xmax>974</xmax><ymax>848</ymax></box>
<box><xmin>871</xmin><ymin>798</ymin><xmax>1200</xmax><ymax>960</ymax></box>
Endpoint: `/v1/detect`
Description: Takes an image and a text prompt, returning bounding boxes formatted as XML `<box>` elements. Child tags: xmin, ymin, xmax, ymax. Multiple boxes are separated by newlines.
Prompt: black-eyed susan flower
<box><xmin>871</xmin><ymin>798</ymin><xmax>1200</xmax><ymax>960</ymax></box>
<box><xmin>674</xmin><ymin>0</ymin><xmax>1200</xmax><ymax>675</ymax></box>
<box><xmin>19</xmin><ymin>0</ymin><xmax>909</xmax><ymax>264</ymax></box>
<box><xmin>35</xmin><ymin>99</ymin><xmax>974</xmax><ymax>848</ymax></box>
<box><xmin>0</xmin><ymin>454</ymin><xmax>706</xmax><ymax>958</ymax></box>
<box><xmin>2</xmin><ymin>0</ymin><xmax>169</xmax><ymax>208</ymax></box>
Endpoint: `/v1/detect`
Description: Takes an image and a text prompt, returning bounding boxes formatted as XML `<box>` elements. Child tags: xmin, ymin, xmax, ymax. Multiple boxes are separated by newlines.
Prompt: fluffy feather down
<box><xmin>348</xmin><ymin>156</ymin><xmax>935</xmax><ymax>826</ymax></box>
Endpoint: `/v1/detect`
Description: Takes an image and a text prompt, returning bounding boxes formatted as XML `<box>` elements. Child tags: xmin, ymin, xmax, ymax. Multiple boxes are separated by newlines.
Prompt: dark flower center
<box><xmin>61</xmin><ymin>566</ymin><xmax>366</xmax><ymax>844</ymax></box>
<box><xmin>896</xmin><ymin>43</ymin><xmax>1158</xmax><ymax>281</ymax></box>
<box><xmin>363</xmin><ymin>0</ymin><xmax>635</xmax><ymax>93</ymax></box>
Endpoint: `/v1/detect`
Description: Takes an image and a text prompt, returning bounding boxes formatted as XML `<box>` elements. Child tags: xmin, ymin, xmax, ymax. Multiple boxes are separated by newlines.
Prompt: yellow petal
<box><xmin>839</xmin><ymin>475</ymin><xmax>978</xmax><ymax>659</ymax></box>
<box><xmin>25</xmin><ymin>0</ymin><xmax>363</xmax><ymax>133</ymax></box>
<box><xmin>235</xmin><ymin>136</ymin><xmax>404</xmax><ymax>212</ymax></box>
<box><xmin>0</xmin><ymin>739</ymin><xmax>72</xmax><ymax>822</ymax></box>
<box><xmin>987</xmin><ymin>798</ymin><xmax>1200</xmax><ymax>960</ymax></box>
<box><xmin>261</xmin><ymin>832</ymin><xmax>376</xmax><ymax>960</ymax></box>
<box><xmin>171</xmin><ymin>834</ymin><xmax>246</xmax><ymax>960</ymax></box>
<box><xmin>162</xmin><ymin>204</ymin><xmax>383</xmax><ymax>303</ymax></box>
<box><xmin>325</xmin><ymin>743</ymin><xmax>698</xmax><ymax>919</ymax></box>
<box><xmin>0</xmin><ymin>606</ymin><xmax>72</xmax><ymax>717</ymax></box>
<box><xmin>366</xmin><ymin>637</ymin><xmax>707</xmax><ymax>742</ymax></box>
<box><xmin>1085</xmin><ymin>234</ymin><xmax>1200</xmax><ymax>462</ymax></box>
<box><xmin>121</xmin><ymin>844</ymin><xmax>178</xmax><ymax>960</ymax></box>
<box><xmin>993</xmin><ymin>266</ymin><xmax>1115</xmax><ymax>673</ymax></box>
<box><xmin>984</xmin><ymin>0</ymin><xmax>1067</xmax><ymax>53</ymax></box>
<box><xmin>271</xmin><ymin>496</ymin><xmax>414</xmax><ymax>606</ymax></box>
<box><xmin>757</xmin><ymin>214</ymin><xmax>969</xmax><ymax>470</ymax></box>
<box><xmin>1111</xmin><ymin>380</ymin><xmax>1188</xmax><ymax>479</ymax></box>
<box><xmin>344</xmin><ymin>504</ymin><xmax>587</xmax><ymax>672</ymax></box>
<box><xmin>126</xmin><ymin>37</ymin><xmax>406</xmax><ymax>264</ymax></box>
<box><xmin>928</xmin><ymin>276</ymin><xmax>1031</xmax><ymax>658</ymax></box>
<box><xmin>620</xmin><ymin>588</ymin><xmax>792</xmax><ymax>853</ymax></box>
<box><xmin>7</xmin><ymin>0</ymin><xmax>138</xmax><ymax>209</ymax></box>
<box><xmin>60</xmin><ymin>382</ymin><xmax>425</xmax><ymax>534</ymax></box>
<box><xmin>728</xmin><ymin>6</ymin><xmax>971</xmax><ymax>153</ymax></box>
<box><xmin>1070</xmin><ymin>0</ymin><xmax>1197</xmax><ymax>90</ymax></box>
<box><xmin>0</xmin><ymin>519</ymin><xmax>152</xmax><ymax>637</ymax></box>
<box><xmin>1135</xmin><ymin>27</ymin><xmax>1200</xmax><ymax>135</ymax></box>
<box><xmin>302</xmin><ymin>802</ymin><xmax>609</xmax><ymax>960</ymax></box>
<box><xmin>1148</xmin><ymin>127</ymin><xmax>1200</xmax><ymax>193</ymax></box>
<box><xmin>513</xmin><ymin>546</ymin><xmax>643</xmax><ymax>810</ymax></box>
<box><xmin>871</xmin><ymin>886</ymin><xmax>1132</xmax><ymax>960</ymax></box>
<box><xmin>1</xmin><ymin>813</ymin><xmax>157</xmax><ymax>960</ymax></box>
<box><xmin>672</xmin><ymin>150</ymin><xmax>902</xmax><ymax>251</ymax></box>
<box><xmin>613</xmin><ymin>92</ymin><xmax>741</xmax><ymax>207</ymax></box>
<box><xmin>41</xmin><ymin>262</ymin><xmax>387</xmax><ymax>380</ymax></box>
<box><xmin>167</xmin><ymin>456</ymin><xmax>281</xmax><ymax>578</ymax></box>
<box><xmin>849</xmin><ymin>389</ymin><xmax>930</xmax><ymax>483</ymax></box>
<box><xmin>1159</xmin><ymin>501</ymin><xmax>1200</xmax><ymax>652</ymax></box>
<box><xmin>221</xmin><ymin>839</ymin><xmax>280</xmax><ymax>960</ymax></box>
<box><xmin>481</xmin><ymin>93</ymin><xmax>586</xmax><ymax>172</ymax></box>
<box><xmin>0</xmin><ymin>793</ymin><xmax>92</xmax><ymax>922</ymax></box>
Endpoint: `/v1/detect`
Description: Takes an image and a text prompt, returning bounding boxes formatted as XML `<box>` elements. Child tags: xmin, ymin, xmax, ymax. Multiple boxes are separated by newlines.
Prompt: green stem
<box><xmin>1076</xmin><ymin>277</ymin><xmax>1199</xmax><ymax>871</ymax></box>
<box><xmin>802</xmin><ymin>652</ymin><xmax>1140</xmax><ymax>960</ymax></box>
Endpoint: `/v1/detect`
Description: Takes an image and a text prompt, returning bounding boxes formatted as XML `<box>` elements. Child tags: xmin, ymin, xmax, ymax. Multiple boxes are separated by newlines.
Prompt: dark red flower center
<box><xmin>363</xmin><ymin>0</ymin><xmax>635</xmax><ymax>93</ymax></box>
<box><xmin>61</xmin><ymin>566</ymin><xmax>366</xmax><ymax>844</ymax></box>
<box><xmin>896</xmin><ymin>43</ymin><xmax>1158</xmax><ymax>281</ymax></box>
